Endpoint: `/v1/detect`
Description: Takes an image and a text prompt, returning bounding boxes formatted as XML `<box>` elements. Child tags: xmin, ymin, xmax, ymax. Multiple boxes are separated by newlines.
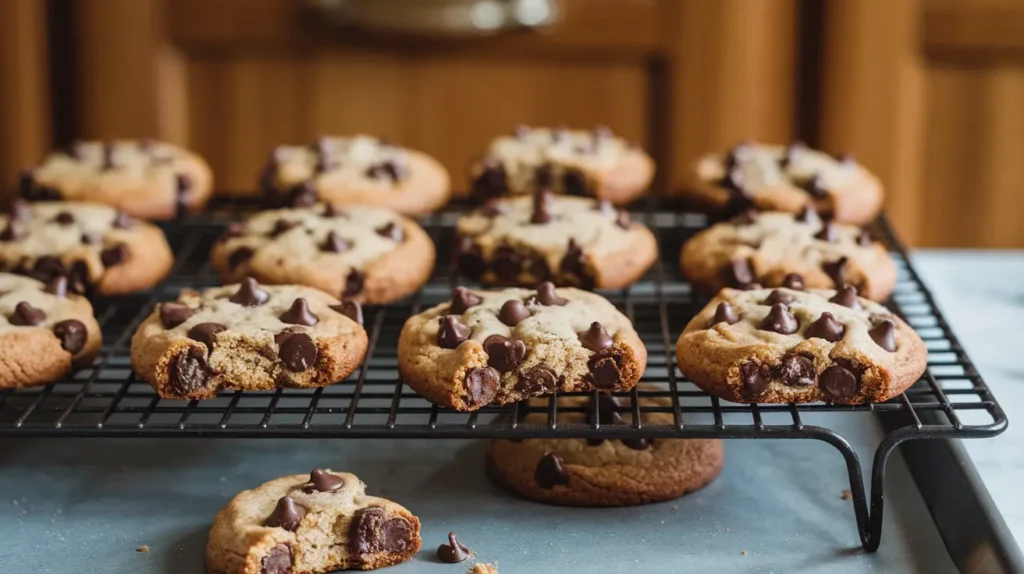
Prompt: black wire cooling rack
<box><xmin>0</xmin><ymin>198</ymin><xmax>1007</xmax><ymax>551</ymax></box>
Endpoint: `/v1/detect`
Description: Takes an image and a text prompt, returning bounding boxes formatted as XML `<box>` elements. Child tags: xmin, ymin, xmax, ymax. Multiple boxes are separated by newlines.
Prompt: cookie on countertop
<box><xmin>259</xmin><ymin>135</ymin><xmax>450</xmax><ymax>215</ymax></box>
<box><xmin>675</xmin><ymin>286</ymin><xmax>927</xmax><ymax>404</ymax></box>
<box><xmin>398</xmin><ymin>283</ymin><xmax>647</xmax><ymax>411</ymax></box>
<box><xmin>689</xmin><ymin>141</ymin><xmax>883</xmax><ymax>225</ymax></box>
<box><xmin>131</xmin><ymin>280</ymin><xmax>368</xmax><ymax>400</ymax></box>
<box><xmin>210</xmin><ymin>203</ymin><xmax>435</xmax><ymax>305</ymax></box>
<box><xmin>456</xmin><ymin>190</ymin><xmax>657</xmax><ymax>289</ymax></box>
<box><xmin>470</xmin><ymin>126</ymin><xmax>654</xmax><ymax>205</ymax></box>
<box><xmin>0</xmin><ymin>200</ymin><xmax>174</xmax><ymax>295</ymax></box>
<box><xmin>487</xmin><ymin>389</ymin><xmax>724</xmax><ymax>506</ymax></box>
<box><xmin>680</xmin><ymin>209</ymin><xmax>896</xmax><ymax>301</ymax></box>
<box><xmin>207</xmin><ymin>469</ymin><xmax>421</xmax><ymax>574</ymax></box>
<box><xmin>21</xmin><ymin>139</ymin><xmax>212</xmax><ymax>220</ymax></box>
<box><xmin>0</xmin><ymin>273</ymin><xmax>101</xmax><ymax>389</ymax></box>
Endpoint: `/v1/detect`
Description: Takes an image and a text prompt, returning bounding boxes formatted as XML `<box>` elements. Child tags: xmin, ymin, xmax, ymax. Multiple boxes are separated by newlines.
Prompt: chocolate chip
<box><xmin>780</xmin><ymin>355</ymin><xmax>815</xmax><ymax>386</ymax></box>
<box><xmin>857</xmin><ymin>231</ymin><xmax>873</xmax><ymax>246</ymax></box>
<box><xmin>32</xmin><ymin>256</ymin><xmax>66</xmax><ymax>281</ymax></box>
<box><xmin>280</xmin><ymin>298</ymin><xmax>319</xmax><ymax>326</ymax></box>
<box><xmin>739</xmin><ymin>361</ymin><xmax>769</xmax><ymax>395</ymax></box>
<box><xmin>481</xmin><ymin>198</ymin><xmax>507</xmax><ymax>217</ymax></box>
<box><xmin>781</xmin><ymin>273</ymin><xmax>805</xmax><ymax>290</ymax></box>
<box><xmin>559</xmin><ymin>239</ymin><xmax>592</xmax><ymax>286</ymax></box>
<box><xmin>814</xmin><ymin>222</ymin><xmax>838</xmax><ymax>242</ymax></box>
<box><xmin>279</xmin><ymin>333</ymin><xmax>318</xmax><ymax>371</ymax></box>
<box><xmin>724</xmin><ymin>258</ymin><xmax>756</xmax><ymax>288</ymax></box>
<box><xmin>623</xmin><ymin>437</ymin><xmax>652</xmax><ymax>451</ymax></box>
<box><xmin>264</xmin><ymin>496</ymin><xmax>306</xmax><ymax>532</ymax></box>
<box><xmin>531</xmin><ymin>188</ymin><xmax>555</xmax><ymax>224</ymax></box>
<box><xmin>828</xmin><ymin>285</ymin><xmax>862</xmax><ymax>310</ymax></box>
<box><xmin>587</xmin><ymin>348</ymin><xmax>622</xmax><ymax>389</ymax></box>
<box><xmin>9</xmin><ymin>301</ymin><xmax>46</xmax><ymax>326</ymax></box>
<box><xmin>50</xmin><ymin>319</ymin><xmax>86</xmax><ymax>354</ymax></box>
<box><xmin>320</xmin><ymin>231</ymin><xmax>350</xmax><ymax>253</ymax></box>
<box><xmin>763</xmin><ymin>289</ymin><xmax>796</xmax><ymax>307</ymax></box>
<box><xmin>269</xmin><ymin>219</ymin><xmax>300</xmax><ymax>238</ymax></box>
<box><xmin>483</xmin><ymin>334</ymin><xmax>526</xmax><ymax>373</ymax></box>
<box><xmin>44</xmin><ymin>276</ymin><xmax>68</xmax><ymax>298</ymax></box>
<box><xmin>229</xmin><ymin>277</ymin><xmax>269</xmax><ymax>307</ymax></box>
<box><xmin>81</xmin><ymin>232</ymin><xmax>102</xmax><ymax>246</ymax></box>
<box><xmin>228</xmin><ymin>247</ymin><xmax>254</xmax><ymax>269</ymax></box>
<box><xmin>803</xmin><ymin>174</ymin><xmax>829</xmax><ymax>198</ymax></box>
<box><xmin>869</xmin><ymin>320</ymin><xmax>896</xmax><ymax>352</ymax></box>
<box><xmin>822</xmin><ymin>257</ymin><xmax>849</xmax><ymax>288</ymax></box>
<box><xmin>498</xmin><ymin>299</ymin><xmax>530</xmax><ymax>326</ymax></box>
<box><xmin>761</xmin><ymin>303</ymin><xmax>798</xmax><ymax>334</ymax></box>
<box><xmin>286</xmin><ymin>182</ymin><xmax>318</xmax><ymax>208</ymax></box>
<box><xmin>322</xmin><ymin>203</ymin><xmax>345</xmax><ymax>218</ymax></box>
<box><xmin>563</xmin><ymin>169</ymin><xmax>587</xmax><ymax>196</ymax></box>
<box><xmin>472</xmin><ymin>159</ymin><xmax>508</xmax><ymax>198</ymax></box>
<box><xmin>364</xmin><ymin>161</ymin><xmax>402</xmax><ymax>182</ymax></box>
<box><xmin>349</xmin><ymin>507</ymin><xmax>416</xmax><ymax>557</ymax></box>
<box><xmin>456</xmin><ymin>238</ymin><xmax>486</xmax><ymax>281</ymax></box>
<box><xmin>100</xmin><ymin>244</ymin><xmax>128</xmax><ymax>267</ymax></box>
<box><xmin>534</xmin><ymin>163</ymin><xmax>554</xmax><ymax>187</ymax></box>
<box><xmin>375</xmin><ymin>222</ymin><xmax>403</xmax><ymax>242</ymax></box>
<box><xmin>343</xmin><ymin>269</ymin><xmax>365</xmax><ymax>297</ymax></box>
<box><xmin>437</xmin><ymin>532</ymin><xmax>470</xmax><ymax>564</ymax></box>
<box><xmin>577</xmin><ymin>322</ymin><xmax>613</xmax><ymax>352</ymax></box>
<box><xmin>330</xmin><ymin>300</ymin><xmax>363</xmax><ymax>326</ymax></box>
<box><xmin>535</xmin><ymin>453</ymin><xmax>570</xmax><ymax>489</ymax></box>
<box><xmin>805</xmin><ymin>312</ymin><xmax>845</xmax><ymax>342</ymax></box>
<box><xmin>515</xmin><ymin>364</ymin><xmax>558</xmax><ymax>394</ymax></box>
<box><xmin>463</xmin><ymin>366</ymin><xmax>499</xmax><ymax>408</ymax></box>
<box><xmin>449</xmin><ymin>287</ymin><xmax>482</xmax><ymax>314</ymax></box>
<box><xmin>492</xmin><ymin>245</ymin><xmax>521</xmax><ymax>283</ymax></box>
<box><xmin>260</xmin><ymin>544</ymin><xmax>292</xmax><ymax>574</ymax></box>
<box><xmin>159</xmin><ymin>302</ymin><xmax>194</xmax><ymax>328</ymax></box>
<box><xmin>438</xmin><ymin>316</ymin><xmax>472</xmax><ymax>349</ymax></box>
<box><xmin>112</xmin><ymin>211</ymin><xmax>134</xmax><ymax>229</ymax></box>
<box><xmin>0</xmin><ymin>219</ymin><xmax>25</xmax><ymax>241</ymax></box>
<box><xmin>176</xmin><ymin>174</ymin><xmax>193</xmax><ymax>213</ymax></box>
<box><xmin>53</xmin><ymin>211</ymin><xmax>75</xmax><ymax>225</ymax></box>
<box><xmin>796</xmin><ymin>205</ymin><xmax>820</xmax><ymax>226</ymax></box>
<box><xmin>820</xmin><ymin>365</ymin><xmax>859</xmax><ymax>402</ymax></box>
<box><xmin>307</xmin><ymin>469</ymin><xmax>344</xmax><ymax>492</ymax></box>
<box><xmin>187</xmin><ymin>322</ymin><xmax>226</xmax><ymax>353</ymax></box>
<box><xmin>67</xmin><ymin>261</ymin><xmax>89</xmax><ymax>295</ymax></box>
<box><xmin>169</xmin><ymin>346</ymin><xmax>210</xmax><ymax>396</ymax></box>
<box><xmin>535</xmin><ymin>282</ymin><xmax>567</xmax><ymax>306</ymax></box>
<box><xmin>708</xmin><ymin>302</ymin><xmax>740</xmax><ymax>327</ymax></box>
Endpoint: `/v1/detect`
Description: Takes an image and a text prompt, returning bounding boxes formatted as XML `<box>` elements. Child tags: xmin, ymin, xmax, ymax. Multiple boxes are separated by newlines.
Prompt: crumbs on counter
<box><xmin>467</xmin><ymin>562</ymin><xmax>498</xmax><ymax>574</ymax></box>
<box><xmin>136</xmin><ymin>546</ymin><xmax>149</xmax><ymax>554</ymax></box>
<box><xmin>841</xmin><ymin>489</ymin><xmax>852</xmax><ymax>501</ymax></box>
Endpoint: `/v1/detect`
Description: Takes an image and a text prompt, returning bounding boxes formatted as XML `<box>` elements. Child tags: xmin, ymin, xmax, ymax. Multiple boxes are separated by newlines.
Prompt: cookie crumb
<box><xmin>740</xmin><ymin>550</ymin><xmax>748</xmax><ymax>556</ymax></box>
<box><xmin>467</xmin><ymin>563</ymin><xmax>498</xmax><ymax>574</ymax></box>
<box><xmin>841</xmin><ymin>489</ymin><xmax>852</xmax><ymax>501</ymax></box>
<box><xmin>136</xmin><ymin>545</ymin><xmax>149</xmax><ymax>554</ymax></box>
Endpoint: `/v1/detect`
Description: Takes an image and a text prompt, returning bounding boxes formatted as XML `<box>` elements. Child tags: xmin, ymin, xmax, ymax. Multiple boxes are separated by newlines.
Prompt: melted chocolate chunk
<box><xmin>169</xmin><ymin>346</ymin><xmax>211</xmax><ymax>396</ymax></box>
<box><xmin>472</xmin><ymin>159</ymin><xmax>508</xmax><ymax>198</ymax></box>
<box><xmin>820</xmin><ymin>365</ymin><xmax>859</xmax><ymax>402</ymax></box>
<box><xmin>456</xmin><ymin>238</ymin><xmax>486</xmax><ymax>281</ymax></box>
<box><xmin>463</xmin><ymin>367</ymin><xmax>499</xmax><ymax>408</ymax></box>
<box><xmin>280</xmin><ymin>298</ymin><xmax>319</xmax><ymax>326</ymax></box>
<box><xmin>781</xmin><ymin>273</ymin><xmax>805</xmax><ymax>290</ymax></box>
<box><xmin>343</xmin><ymin>269</ymin><xmax>365</xmax><ymax>297</ymax></box>
<box><xmin>159</xmin><ymin>302</ymin><xmax>194</xmax><ymax>328</ymax></box>
<box><xmin>577</xmin><ymin>322</ymin><xmax>613</xmax><ymax>352</ymax></box>
<box><xmin>329</xmin><ymin>300</ymin><xmax>363</xmax><ymax>326</ymax></box>
<box><xmin>320</xmin><ymin>231</ymin><xmax>350</xmax><ymax>253</ymax></box>
<box><xmin>228</xmin><ymin>247</ymin><xmax>254</xmax><ymax>269</ymax></box>
<box><xmin>535</xmin><ymin>453</ymin><xmax>570</xmax><ymax>489</ymax></box>
<box><xmin>449</xmin><ymin>287</ymin><xmax>483</xmax><ymax>314</ymax></box>
<box><xmin>349</xmin><ymin>507</ymin><xmax>415</xmax><ymax>557</ymax></box>
<box><xmin>724</xmin><ymin>258</ymin><xmax>756</xmax><ymax>288</ymax></box>
<box><xmin>560</xmin><ymin>238</ymin><xmax>587</xmax><ymax>278</ymax></box>
<box><xmin>869</xmin><ymin>320</ymin><xmax>896</xmax><ymax>352</ymax></box>
<box><xmin>53</xmin><ymin>211</ymin><xmax>75</xmax><ymax>225</ymax></box>
<box><xmin>739</xmin><ymin>361</ymin><xmax>769</xmax><ymax>395</ymax></box>
<box><xmin>187</xmin><ymin>322</ymin><xmax>226</xmax><ymax>353</ymax></box>
<box><xmin>100</xmin><ymin>244</ymin><xmax>129</xmax><ymax>267</ymax></box>
<box><xmin>264</xmin><ymin>496</ymin><xmax>306</xmax><ymax>532</ymax></box>
<box><xmin>483</xmin><ymin>334</ymin><xmax>526</xmax><ymax>373</ymax></box>
<box><xmin>438</xmin><ymin>315</ymin><xmax>472</xmax><ymax>349</ymax></box>
<box><xmin>9</xmin><ymin>301</ymin><xmax>46</xmax><ymax>326</ymax></box>
<box><xmin>535</xmin><ymin>282</ymin><xmax>567</xmax><ymax>306</ymax></box>
<box><xmin>307</xmin><ymin>469</ymin><xmax>344</xmax><ymax>492</ymax></box>
<box><xmin>587</xmin><ymin>348</ymin><xmax>623</xmax><ymax>389</ymax></box>
<box><xmin>44</xmin><ymin>276</ymin><xmax>68</xmax><ymax>298</ymax></box>
<box><xmin>805</xmin><ymin>312</ymin><xmax>845</xmax><ymax>342</ymax></box>
<box><xmin>828</xmin><ymin>285</ymin><xmax>862</xmax><ymax>310</ymax></box>
<box><xmin>779</xmin><ymin>355</ymin><xmax>816</xmax><ymax>386</ymax></box>
<box><xmin>375</xmin><ymin>222</ymin><xmax>404</xmax><ymax>242</ymax></box>
<box><xmin>563</xmin><ymin>169</ymin><xmax>587</xmax><ymax>196</ymax></box>
<box><xmin>279</xmin><ymin>333</ymin><xmax>318</xmax><ymax>371</ymax></box>
<box><xmin>67</xmin><ymin>261</ymin><xmax>89</xmax><ymax>295</ymax></box>
<box><xmin>229</xmin><ymin>277</ymin><xmax>269</xmax><ymax>307</ymax></box>
<box><xmin>32</xmin><ymin>256</ymin><xmax>66</xmax><ymax>281</ymax></box>
<box><xmin>762</xmin><ymin>289</ymin><xmax>796</xmax><ymax>307</ymax></box>
<box><xmin>822</xmin><ymin>257</ymin><xmax>849</xmax><ymax>288</ymax></box>
<box><xmin>708</xmin><ymin>302</ymin><xmax>740</xmax><ymax>327</ymax></box>
<box><xmin>52</xmin><ymin>320</ymin><xmax>87</xmax><ymax>354</ymax></box>
<box><xmin>260</xmin><ymin>544</ymin><xmax>292</xmax><ymax>574</ymax></box>
<box><xmin>498</xmin><ymin>299</ymin><xmax>530</xmax><ymax>327</ymax></box>
<box><xmin>437</xmin><ymin>532</ymin><xmax>470</xmax><ymax>564</ymax></box>
<box><xmin>516</xmin><ymin>364</ymin><xmax>558</xmax><ymax>394</ymax></box>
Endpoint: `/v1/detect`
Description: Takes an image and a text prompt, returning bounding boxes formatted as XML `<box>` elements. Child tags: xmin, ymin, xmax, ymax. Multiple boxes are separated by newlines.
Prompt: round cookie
<box><xmin>258</xmin><ymin>135</ymin><xmax>450</xmax><ymax>215</ymax></box>
<box><xmin>22</xmin><ymin>139</ymin><xmax>212</xmax><ymax>220</ymax></box>
<box><xmin>207</xmin><ymin>469</ymin><xmax>421</xmax><ymax>574</ymax></box>
<box><xmin>688</xmin><ymin>141</ymin><xmax>883</xmax><ymax>225</ymax></box>
<box><xmin>0</xmin><ymin>273</ymin><xmax>102</xmax><ymax>389</ymax></box>
<box><xmin>470</xmin><ymin>125</ymin><xmax>654</xmax><ymax>205</ymax></box>
<box><xmin>0</xmin><ymin>200</ymin><xmax>174</xmax><ymax>295</ymax></box>
<box><xmin>456</xmin><ymin>190</ymin><xmax>657</xmax><ymax>288</ymax></box>
<box><xmin>487</xmin><ymin>390</ymin><xmax>724</xmax><ymax>506</ymax></box>
<box><xmin>398</xmin><ymin>282</ymin><xmax>647</xmax><ymax>411</ymax></box>
<box><xmin>210</xmin><ymin>203</ymin><xmax>435</xmax><ymax>305</ymax></box>
<box><xmin>680</xmin><ymin>208</ymin><xmax>896</xmax><ymax>301</ymax></box>
<box><xmin>675</xmin><ymin>286</ymin><xmax>927</xmax><ymax>404</ymax></box>
<box><xmin>131</xmin><ymin>280</ymin><xmax>368</xmax><ymax>400</ymax></box>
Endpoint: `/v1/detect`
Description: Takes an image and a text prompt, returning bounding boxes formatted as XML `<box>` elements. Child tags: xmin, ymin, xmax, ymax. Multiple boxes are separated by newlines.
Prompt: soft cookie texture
<box><xmin>487</xmin><ymin>389</ymin><xmax>724</xmax><ymax>506</ymax></box>
<box><xmin>675</xmin><ymin>287</ymin><xmax>927</xmax><ymax>404</ymax></box>
<box><xmin>22</xmin><ymin>139</ymin><xmax>213</xmax><ymax>220</ymax></box>
<box><xmin>0</xmin><ymin>200</ymin><xmax>174</xmax><ymax>295</ymax></box>
<box><xmin>210</xmin><ymin>203</ymin><xmax>435</xmax><ymax>305</ymax></box>
<box><xmin>258</xmin><ymin>135</ymin><xmax>450</xmax><ymax>215</ymax></box>
<box><xmin>680</xmin><ymin>209</ymin><xmax>896</xmax><ymax>301</ymax></box>
<box><xmin>470</xmin><ymin>126</ymin><xmax>653</xmax><ymax>205</ymax></box>
<box><xmin>0</xmin><ymin>273</ymin><xmax>102</xmax><ymax>389</ymax></box>
<box><xmin>689</xmin><ymin>141</ymin><xmax>883</xmax><ymax>225</ymax></box>
<box><xmin>131</xmin><ymin>280</ymin><xmax>368</xmax><ymax>400</ymax></box>
<box><xmin>456</xmin><ymin>191</ymin><xmax>657</xmax><ymax>288</ymax></box>
<box><xmin>398</xmin><ymin>283</ymin><xmax>647</xmax><ymax>411</ymax></box>
<box><xmin>207</xmin><ymin>469</ymin><xmax>421</xmax><ymax>574</ymax></box>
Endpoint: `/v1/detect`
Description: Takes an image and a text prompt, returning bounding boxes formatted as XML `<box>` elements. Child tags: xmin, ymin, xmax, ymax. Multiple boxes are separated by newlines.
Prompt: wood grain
<box><xmin>925</xmin><ymin>0</ymin><xmax>1024</xmax><ymax>56</ymax></box>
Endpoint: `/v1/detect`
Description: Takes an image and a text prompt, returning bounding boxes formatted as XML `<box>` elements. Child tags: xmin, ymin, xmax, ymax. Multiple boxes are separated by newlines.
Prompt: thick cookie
<box><xmin>487</xmin><ymin>390</ymin><xmax>724</xmax><ymax>506</ymax></box>
<box><xmin>456</xmin><ymin>190</ymin><xmax>657</xmax><ymax>288</ymax></box>
<box><xmin>675</xmin><ymin>286</ymin><xmax>927</xmax><ymax>404</ymax></box>
<box><xmin>0</xmin><ymin>273</ymin><xmax>102</xmax><ymax>389</ymax></box>
<box><xmin>397</xmin><ymin>283</ymin><xmax>647</xmax><ymax>411</ymax></box>
<box><xmin>131</xmin><ymin>280</ymin><xmax>368</xmax><ymax>400</ymax></box>
<box><xmin>22</xmin><ymin>139</ymin><xmax>213</xmax><ymax>220</ymax></box>
<box><xmin>680</xmin><ymin>209</ymin><xmax>896</xmax><ymax>301</ymax></box>
<box><xmin>470</xmin><ymin>126</ymin><xmax>654</xmax><ymax>205</ymax></box>
<box><xmin>259</xmin><ymin>135</ymin><xmax>450</xmax><ymax>215</ymax></box>
<box><xmin>689</xmin><ymin>141</ymin><xmax>883</xmax><ymax>225</ymax></box>
<box><xmin>0</xmin><ymin>200</ymin><xmax>174</xmax><ymax>295</ymax></box>
<box><xmin>207</xmin><ymin>469</ymin><xmax>421</xmax><ymax>574</ymax></box>
<box><xmin>210</xmin><ymin>203</ymin><xmax>435</xmax><ymax>305</ymax></box>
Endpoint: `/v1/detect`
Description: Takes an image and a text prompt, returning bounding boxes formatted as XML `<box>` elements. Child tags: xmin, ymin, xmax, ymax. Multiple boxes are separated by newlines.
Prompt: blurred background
<box><xmin>0</xmin><ymin>0</ymin><xmax>1021</xmax><ymax>247</ymax></box>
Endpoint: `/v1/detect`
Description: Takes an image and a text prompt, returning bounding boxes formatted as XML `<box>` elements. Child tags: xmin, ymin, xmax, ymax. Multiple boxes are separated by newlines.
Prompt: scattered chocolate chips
<box><xmin>535</xmin><ymin>282</ymin><xmax>567</xmax><ymax>306</ymax></box>
<box><xmin>307</xmin><ymin>469</ymin><xmax>344</xmax><ymax>493</ymax></box>
<box><xmin>805</xmin><ymin>312</ymin><xmax>845</xmax><ymax>342</ymax></box>
<box><xmin>159</xmin><ymin>302</ymin><xmax>194</xmax><ymax>328</ymax></box>
<box><xmin>112</xmin><ymin>211</ymin><xmax>134</xmax><ymax>229</ymax></box>
<box><xmin>279</xmin><ymin>333</ymin><xmax>318</xmax><ymax>371</ymax></box>
<box><xmin>437</xmin><ymin>532</ymin><xmax>470</xmax><ymax>564</ymax></box>
<box><xmin>280</xmin><ymin>298</ymin><xmax>319</xmax><ymax>326</ymax></box>
<box><xmin>260</xmin><ymin>544</ymin><xmax>292</xmax><ymax>574</ymax></box>
<box><xmin>535</xmin><ymin>453</ymin><xmax>570</xmax><ymax>489</ymax></box>
<box><xmin>330</xmin><ymin>300</ymin><xmax>363</xmax><ymax>326</ymax></box>
<box><xmin>779</xmin><ymin>355</ymin><xmax>816</xmax><ymax>386</ymax></box>
<box><xmin>563</xmin><ymin>169</ymin><xmax>587</xmax><ymax>196</ymax></box>
<box><xmin>44</xmin><ymin>276</ymin><xmax>68</xmax><ymax>298</ymax></box>
<box><xmin>724</xmin><ymin>258</ymin><xmax>756</xmax><ymax>288</ymax></box>
<box><xmin>269</xmin><ymin>219</ymin><xmax>300</xmax><ymax>238</ymax></box>
<box><xmin>483</xmin><ymin>334</ymin><xmax>526</xmax><ymax>373</ymax></box>
<box><xmin>375</xmin><ymin>222</ymin><xmax>404</xmax><ymax>242</ymax></box>
<box><xmin>760</xmin><ymin>303</ymin><xmax>798</xmax><ymax>334</ymax></box>
<box><xmin>438</xmin><ymin>315</ymin><xmax>472</xmax><ymax>349</ymax></box>
<box><xmin>587</xmin><ymin>348</ymin><xmax>623</xmax><ymax>389</ymax></box>
<box><xmin>763</xmin><ymin>289</ymin><xmax>796</xmax><ymax>307</ymax></box>
<box><xmin>449</xmin><ymin>287</ymin><xmax>482</xmax><ymax>314</ymax></box>
<box><xmin>869</xmin><ymin>320</ymin><xmax>896</xmax><ymax>352</ymax></box>
<box><xmin>264</xmin><ymin>496</ymin><xmax>306</xmax><ymax>532</ymax></box>
<box><xmin>9</xmin><ymin>301</ymin><xmax>46</xmax><ymax>326</ymax></box>
<box><xmin>739</xmin><ymin>361</ymin><xmax>769</xmax><ymax>395</ymax></box>
<box><xmin>320</xmin><ymin>231</ymin><xmax>350</xmax><ymax>253</ymax></box>
<box><xmin>803</xmin><ymin>174</ymin><xmax>829</xmax><ymax>198</ymax></box>
<box><xmin>531</xmin><ymin>188</ymin><xmax>555</xmax><ymax>224</ymax></box>
<box><xmin>516</xmin><ymin>364</ymin><xmax>558</xmax><ymax>394</ymax></box>
<box><xmin>343</xmin><ymin>269</ymin><xmax>365</xmax><ymax>297</ymax></box>
<box><xmin>53</xmin><ymin>211</ymin><xmax>75</xmax><ymax>225</ymax></box>
<box><xmin>822</xmin><ymin>257</ymin><xmax>849</xmax><ymax>288</ymax></box>
<box><xmin>168</xmin><ymin>346</ymin><xmax>210</xmax><ymax>396</ymax></box>
<box><xmin>456</xmin><ymin>238</ymin><xmax>486</xmax><ymax>281</ymax></box>
<box><xmin>229</xmin><ymin>277</ymin><xmax>269</xmax><ymax>307</ymax></box>
<box><xmin>820</xmin><ymin>365</ymin><xmax>859</xmax><ymax>402</ymax></box>
<box><xmin>0</xmin><ymin>219</ymin><xmax>25</xmax><ymax>241</ymax></box>
<box><xmin>857</xmin><ymin>231</ymin><xmax>873</xmax><ymax>246</ymax></box>
<box><xmin>349</xmin><ymin>507</ymin><xmax>416</xmax><ymax>557</ymax></box>
<box><xmin>781</xmin><ymin>273</ymin><xmax>805</xmax><ymax>290</ymax></box>
<box><xmin>498</xmin><ymin>299</ymin><xmax>530</xmax><ymax>327</ymax></box>
<box><xmin>472</xmin><ymin>159</ymin><xmax>508</xmax><ymax>198</ymax></box>
<box><xmin>187</xmin><ymin>322</ymin><xmax>226</xmax><ymax>353</ymax></box>
<box><xmin>463</xmin><ymin>366</ymin><xmax>499</xmax><ymax>408</ymax></box>
<box><xmin>814</xmin><ymin>222</ymin><xmax>837</xmax><ymax>242</ymax></box>
<box><xmin>795</xmin><ymin>206</ymin><xmax>820</xmax><ymax>226</ymax></box>
<box><xmin>828</xmin><ymin>285</ymin><xmax>862</xmax><ymax>310</ymax></box>
<box><xmin>577</xmin><ymin>322</ymin><xmax>613</xmax><ymax>352</ymax></box>
<box><xmin>228</xmin><ymin>247</ymin><xmax>254</xmax><ymax>269</ymax></box>
<box><xmin>52</xmin><ymin>319</ymin><xmax>87</xmax><ymax>354</ymax></box>
<box><xmin>708</xmin><ymin>302</ymin><xmax>740</xmax><ymax>327</ymax></box>
<box><xmin>100</xmin><ymin>244</ymin><xmax>129</xmax><ymax>267</ymax></box>
<box><xmin>492</xmin><ymin>245</ymin><xmax>521</xmax><ymax>283</ymax></box>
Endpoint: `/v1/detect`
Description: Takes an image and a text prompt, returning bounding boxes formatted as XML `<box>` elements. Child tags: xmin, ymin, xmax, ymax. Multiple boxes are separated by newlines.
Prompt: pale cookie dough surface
<box><xmin>470</xmin><ymin>126</ymin><xmax>654</xmax><ymax>205</ymax></box>
<box><xmin>259</xmin><ymin>135</ymin><xmax>451</xmax><ymax>215</ymax></box>
<box><xmin>690</xmin><ymin>141</ymin><xmax>883</xmax><ymax>225</ymax></box>
<box><xmin>0</xmin><ymin>200</ymin><xmax>173</xmax><ymax>295</ymax></box>
<box><xmin>0</xmin><ymin>273</ymin><xmax>102</xmax><ymax>389</ymax></box>
<box><xmin>456</xmin><ymin>193</ymin><xmax>657</xmax><ymax>288</ymax></box>
<box><xmin>207</xmin><ymin>470</ymin><xmax>421</xmax><ymax>574</ymax></box>
<box><xmin>680</xmin><ymin>210</ymin><xmax>896</xmax><ymax>301</ymax></box>
<box><xmin>210</xmin><ymin>203</ymin><xmax>435</xmax><ymax>305</ymax></box>
<box><xmin>676</xmin><ymin>287</ymin><xmax>927</xmax><ymax>405</ymax></box>
<box><xmin>24</xmin><ymin>139</ymin><xmax>213</xmax><ymax>220</ymax></box>
<box><xmin>398</xmin><ymin>283</ymin><xmax>647</xmax><ymax>411</ymax></box>
<box><xmin>131</xmin><ymin>280</ymin><xmax>368</xmax><ymax>399</ymax></box>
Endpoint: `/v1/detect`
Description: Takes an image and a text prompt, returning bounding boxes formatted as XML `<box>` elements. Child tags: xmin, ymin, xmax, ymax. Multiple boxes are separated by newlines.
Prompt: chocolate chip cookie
<box><xmin>131</xmin><ymin>280</ymin><xmax>368</xmax><ymax>399</ymax></box>
<box><xmin>680</xmin><ymin>209</ymin><xmax>896</xmax><ymax>301</ymax></box>
<box><xmin>675</xmin><ymin>286</ymin><xmax>927</xmax><ymax>404</ymax></box>
<box><xmin>456</xmin><ymin>190</ymin><xmax>657</xmax><ymax>288</ymax></box>
<box><xmin>470</xmin><ymin>126</ymin><xmax>654</xmax><ymax>205</ymax></box>
<box><xmin>0</xmin><ymin>273</ymin><xmax>102</xmax><ymax>389</ymax></box>
<box><xmin>207</xmin><ymin>469</ymin><xmax>421</xmax><ymax>574</ymax></box>
<box><xmin>689</xmin><ymin>141</ymin><xmax>883</xmax><ymax>225</ymax></box>
<box><xmin>210</xmin><ymin>203</ymin><xmax>435</xmax><ymax>305</ymax></box>
<box><xmin>259</xmin><ymin>135</ymin><xmax>450</xmax><ymax>215</ymax></box>
<box><xmin>397</xmin><ymin>283</ymin><xmax>647</xmax><ymax>411</ymax></box>
<box><xmin>487</xmin><ymin>389</ymin><xmax>724</xmax><ymax>506</ymax></box>
<box><xmin>22</xmin><ymin>139</ymin><xmax>212</xmax><ymax>220</ymax></box>
<box><xmin>0</xmin><ymin>200</ymin><xmax>174</xmax><ymax>295</ymax></box>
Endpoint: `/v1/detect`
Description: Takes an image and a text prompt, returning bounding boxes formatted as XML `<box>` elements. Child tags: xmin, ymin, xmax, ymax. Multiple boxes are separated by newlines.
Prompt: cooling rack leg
<box><xmin>862</xmin><ymin>431</ymin><xmax>915</xmax><ymax>552</ymax></box>
<box><xmin>814</xmin><ymin>431</ymin><xmax>874</xmax><ymax>550</ymax></box>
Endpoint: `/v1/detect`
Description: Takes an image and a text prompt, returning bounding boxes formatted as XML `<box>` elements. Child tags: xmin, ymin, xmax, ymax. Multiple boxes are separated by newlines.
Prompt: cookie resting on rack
<box><xmin>397</xmin><ymin>283</ymin><xmax>647</xmax><ymax>411</ymax></box>
<box><xmin>21</xmin><ymin>139</ymin><xmax>213</xmax><ymax>220</ymax></box>
<box><xmin>689</xmin><ymin>141</ymin><xmax>883</xmax><ymax>225</ymax></box>
<box><xmin>675</xmin><ymin>286</ymin><xmax>927</xmax><ymax>404</ymax></box>
<box><xmin>680</xmin><ymin>208</ymin><xmax>896</xmax><ymax>301</ymax></box>
<box><xmin>470</xmin><ymin>125</ymin><xmax>654</xmax><ymax>205</ymax></box>
<box><xmin>131</xmin><ymin>280</ymin><xmax>368</xmax><ymax>400</ymax></box>
<box><xmin>0</xmin><ymin>200</ymin><xmax>174</xmax><ymax>295</ymax></box>
<box><xmin>487</xmin><ymin>389</ymin><xmax>723</xmax><ymax>506</ymax></box>
<box><xmin>207</xmin><ymin>469</ymin><xmax>421</xmax><ymax>574</ymax></box>
<box><xmin>210</xmin><ymin>203</ymin><xmax>435</xmax><ymax>305</ymax></box>
<box><xmin>0</xmin><ymin>273</ymin><xmax>101</xmax><ymax>389</ymax></box>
